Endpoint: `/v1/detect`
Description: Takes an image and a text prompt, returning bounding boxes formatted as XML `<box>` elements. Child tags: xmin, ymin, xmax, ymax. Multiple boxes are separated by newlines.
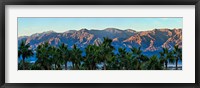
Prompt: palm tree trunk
<box><xmin>76</xmin><ymin>63</ymin><xmax>79</xmax><ymax>70</ymax></box>
<box><xmin>58</xmin><ymin>64</ymin><xmax>61</xmax><ymax>70</ymax></box>
<box><xmin>55</xmin><ymin>63</ymin><xmax>56</xmax><ymax>70</ymax></box>
<box><xmin>72</xmin><ymin>62</ymin><xmax>74</xmax><ymax>69</ymax></box>
<box><xmin>74</xmin><ymin>64</ymin><xmax>76</xmax><ymax>69</ymax></box>
<box><xmin>104</xmin><ymin>60</ymin><xmax>106</xmax><ymax>70</ymax></box>
<box><xmin>176</xmin><ymin>59</ymin><xmax>178</xmax><ymax>70</ymax></box>
<box><xmin>22</xmin><ymin>57</ymin><xmax>25</xmax><ymax>70</ymax></box>
<box><xmin>165</xmin><ymin>62</ymin><xmax>168</xmax><ymax>70</ymax></box>
<box><xmin>47</xmin><ymin>65</ymin><xmax>50</xmax><ymax>70</ymax></box>
<box><xmin>65</xmin><ymin>62</ymin><xmax>68</xmax><ymax>70</ymax></box>
<box><xmin>90</xmin><ymin>65</ymin><xmax>92</xmax><ymax>70</ymax></box>
<box><xmin>92</xmin><ymin>62</ymin><xmax>96</xmax><ymax>70</ymax></box>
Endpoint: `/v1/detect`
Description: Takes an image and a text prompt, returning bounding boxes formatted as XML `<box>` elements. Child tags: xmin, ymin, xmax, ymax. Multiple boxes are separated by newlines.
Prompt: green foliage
<box><xmin>18</xmin><ymin>40</ymin><xmax>33</xmax><ymax>70</ymax></box>
<box><xmin>71</xmin><ymin>44</ymin><xmax>83</xmax><ymax>70</ymax></box>
<box><xmin>58</xmin><ymin>43</ymin><xmax>70</xmax><ymax>70</ymax></box>
<box><xmin>35</xmin><ymin>42</ymin><xmax>53</xmax><ymax>70</ymax></box>
<box><xmin>140</xmin><ymin>55</ymin><xmax>163</xmax><ymax>70</ymax></box>
<box><xmin>172</xmin><ymin>45</ymin><xmax>182</xmax><ymax>70</ymax></box>
<box><xmin>18</xmin><ymin>37</ymin><xmax>182</xmax><ymax>70</ymax></box>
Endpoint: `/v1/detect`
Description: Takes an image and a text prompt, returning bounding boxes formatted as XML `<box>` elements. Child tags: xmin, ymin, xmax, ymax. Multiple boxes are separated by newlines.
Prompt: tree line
<box><xmin>18</xmin><ymin>37</ymin><xmax>182</xmax><ymax>70</ymax></box>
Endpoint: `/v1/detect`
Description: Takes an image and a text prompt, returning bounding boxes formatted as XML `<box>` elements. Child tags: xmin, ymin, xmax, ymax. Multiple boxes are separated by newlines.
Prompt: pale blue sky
<box><xmin>18</xmin><ymin>17</ymin><xmax>182</xmax><ymax>36</ymax></box>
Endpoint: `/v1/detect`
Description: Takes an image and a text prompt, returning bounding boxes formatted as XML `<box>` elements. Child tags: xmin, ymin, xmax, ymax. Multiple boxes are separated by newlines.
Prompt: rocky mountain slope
<box><xmin>18</xmin><ymin>28</ymin><xmax>182</xmax><ymax>55</ymax></box>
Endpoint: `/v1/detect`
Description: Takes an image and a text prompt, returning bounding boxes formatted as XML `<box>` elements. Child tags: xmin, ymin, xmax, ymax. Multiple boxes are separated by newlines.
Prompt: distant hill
<box><xmin>18</xmin><ymin>28</ymin><xmax>182</xmax><ymax>56</ymax></box>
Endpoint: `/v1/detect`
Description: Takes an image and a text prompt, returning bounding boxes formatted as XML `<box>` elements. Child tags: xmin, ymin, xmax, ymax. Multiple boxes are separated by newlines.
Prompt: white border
<box><xmin>5</xmin><ymin>5</ymin><xmax>195</xmax><ymax>83</ymax></box>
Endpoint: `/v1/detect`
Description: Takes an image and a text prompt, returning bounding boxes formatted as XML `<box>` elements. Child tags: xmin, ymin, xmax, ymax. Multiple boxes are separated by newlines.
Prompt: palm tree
<box><xmin>36</xmin><ymin>42</ymin><xmax>52</xmax><ymax>70</ymax></box>
<box><xmin>105</xmin><ymin>54</ymin><xmax>117</xmax><ymax>70</ymax></box>
<box><xmin>71</xmin><ymin>44</ymin><xmax>82</xmax><ymax>70</ymax></box>
<box><xmin>131</xmin><ymin>47</ymin><xmax>143</xmax><ymax>70</ymax></box>
<box><xmin>147</xmin><ymin>55</ymin><xmax>162</xmax><ymax>70</ymax></box>
<box><xmin>18</xmin><ymin>40</ymin><xmax>33</xmax><ymax>70</ymax></box>
<box><xmin>58</xmin><ymin>43</ymin><xmax>70</xmax><ymax>70</ymax></box>
<box><xmin>159</xmin><ymin>51</ymin><xmax>165</xmax><ymax>69</ymax></box>
<box><xmin>160</xmin><ymin>48</ymin><xmax>173</xmax><ymax>70</ymax></box>
<box><xmin>117</xmin><ymin>47</ymin><xmax>132</xmax><ymax>70</ymax></box>
<box><xmin>172</xmin><ymin>45</ymin><xmax>182</xmax><ymax>70</ymax></box>
<box><xmin>49</xmin><ymin>46</ymin><xmax>64</xmax><ymax>70</ymax></box>
<box><xmin>117</xmin><ymin>48</ymin><xmax>126</xmax><ymax>69</ymax></box>
<box><xmin>85</xmin><ymin>45</ymin><xmax>100</xmax><ymax>70</ymax></box>
<box><xmin>99</xmin><ymin>37</ymin><xmax>114</xmax><ymax>70</ymax></box>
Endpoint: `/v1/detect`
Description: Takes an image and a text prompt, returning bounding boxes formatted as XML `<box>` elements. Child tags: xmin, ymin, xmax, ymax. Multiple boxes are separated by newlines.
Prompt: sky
<box><xmin>18</xmin><ymin>17</ymin><xmax>183</xmax><ymax>36</ymax></box>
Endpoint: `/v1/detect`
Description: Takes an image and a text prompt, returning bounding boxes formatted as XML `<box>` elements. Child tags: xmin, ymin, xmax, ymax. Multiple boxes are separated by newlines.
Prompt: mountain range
<box><xmin>18</xmin><ymin>28</ymin><xmax>182</xmax><ymax>55</ymax></box>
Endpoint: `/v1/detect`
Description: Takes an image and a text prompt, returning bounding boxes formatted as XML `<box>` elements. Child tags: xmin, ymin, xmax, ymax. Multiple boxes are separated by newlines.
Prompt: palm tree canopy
<box><xmin>18</xmin><ymin>40</ymin><xmax>33</xmax><ymax>59</ymax></box>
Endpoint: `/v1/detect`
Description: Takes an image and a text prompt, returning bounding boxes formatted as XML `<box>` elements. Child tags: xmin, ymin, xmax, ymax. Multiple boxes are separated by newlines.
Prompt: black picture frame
<box><xmin>0</xmin><ymin>0</ymin><xmax>199</xmax><ymax>88</ymax></box>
